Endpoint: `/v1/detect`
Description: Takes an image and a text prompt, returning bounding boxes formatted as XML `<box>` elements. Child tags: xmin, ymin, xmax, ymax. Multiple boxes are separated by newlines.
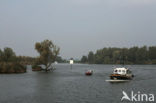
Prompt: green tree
<box><xmin>81</xmin><ymin>56</ymin><xmax>88</xmax><ymax>63</ymax></box>
<box><xmin>88</xmin><ymin>51</ymin><xmax>94</xmax><ymax>64</ymax></box>
<box><xmin>127</xmin><ymin>47</ymin><xmax>138</xmax><ymax>63</ymax></box>
<box><xmin>135</xmin><ymin>46</ymin><xmax>148</xmax><ymax>64</ymax></box>
<box><xmin>55</xmin><ymin>56</ymin><xmax>63</xmax><ymax>63</ymax></box>
<box><xmin>0</xmin><ymin>47</ymin><xmax>26</xmax><ymax>73</ymax></box>
<box><xmin>35</xmin><ymin>40</ymin><xmax>60</xmax><ymax>72</ymax></box>
<box><xmin>149</xmin><ymin>46</ymin><xmax>156</xmax><ymax>60</ymax></box>
<box><xmin>94</xmin><ymin>49</ymin><xmax>103</xmax><ymax>64</ymax></box>
<box><xmin>148</xmin><ymin>46</ymin><xmax>156</xmax><ymax>64</ymax></box>
<box><xmin>0</xmin><ymin>49</ymin><xmax>3</xmax><ymax>62</ymax></box>
<box><xmin>0</xmin><ymin>47</ymin><xmax>16</xmax><ymax>62</ymax></box>
<box><xmin>112</xmin><ymin>50</ymin><xmax>120</xmax><ymax>64</ymax></box>
<box><xmin>104</xmin><ymin>56</ymin><xmax>111</xmax><ymax>64</ymax></box>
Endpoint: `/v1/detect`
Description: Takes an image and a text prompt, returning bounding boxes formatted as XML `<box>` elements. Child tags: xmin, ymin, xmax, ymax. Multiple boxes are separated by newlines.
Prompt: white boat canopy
<box><xmin>113</xmin><ymin>67</ymin><xmax>129</xmax><ymax>75</ymax></box>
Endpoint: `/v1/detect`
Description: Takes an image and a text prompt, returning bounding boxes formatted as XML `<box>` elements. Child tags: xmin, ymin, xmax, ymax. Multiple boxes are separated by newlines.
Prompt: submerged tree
<box><xmin>35</xmin><ymin>39</ymin><xmax>60</xmax><ymax>72</ymax></box>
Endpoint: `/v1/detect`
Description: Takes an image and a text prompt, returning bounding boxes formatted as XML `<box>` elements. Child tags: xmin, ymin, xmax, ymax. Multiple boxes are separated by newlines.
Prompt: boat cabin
<box><xmin>113</xmin><ymin>67</ymin><xmax>131</xmax><ymax>75</ymax></box>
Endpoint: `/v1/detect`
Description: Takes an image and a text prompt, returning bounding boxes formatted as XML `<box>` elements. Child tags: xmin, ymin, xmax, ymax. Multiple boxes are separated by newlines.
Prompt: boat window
<box><xmin>122</xmin><ymin>70</ymin><xmax>125</xmax><ymax>73</ymax></box>
<box><xmin>119</xmin><ymin>70</ymin><xmax>121</xmax><ymax>72</ymax></box>
<box><xmin>114</xmin><ymin>70</ymin><xmax>117</xmax><ymax>72</ymax></box>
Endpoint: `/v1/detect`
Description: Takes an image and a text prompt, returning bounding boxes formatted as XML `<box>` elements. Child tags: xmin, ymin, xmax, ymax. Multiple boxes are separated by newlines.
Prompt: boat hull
<box><xmin>110</xmin><ymin>74</ymin><xmax>132</xmax><ymax>80</ymax></box>
<box><xmin>85</xmin><ymin>70</ymin><xmax>93</xmax><ymax>76</ymax></box>
<box><xmin>85</xmin><ymin>72</ymin><xmax>92</xmax><ymax>75</ymax></box>
<box><xmin>106</xmin><ymin>80</ymin><xmax>130</xmax><ymax>83</ymax></box>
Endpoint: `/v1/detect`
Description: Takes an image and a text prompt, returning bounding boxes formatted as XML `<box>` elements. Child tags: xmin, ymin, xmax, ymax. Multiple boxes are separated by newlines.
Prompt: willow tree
<box><xmin>35</xmin><ymin>40</ymin><xmax>60</xmax><ymax>72</ymax></box>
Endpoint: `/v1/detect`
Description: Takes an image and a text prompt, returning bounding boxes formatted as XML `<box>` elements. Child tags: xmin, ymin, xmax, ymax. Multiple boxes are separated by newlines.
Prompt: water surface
<box><xmin>0</xmin><ymin>64</ymin><xmax>156</xmax><ymax>103</ymax></box>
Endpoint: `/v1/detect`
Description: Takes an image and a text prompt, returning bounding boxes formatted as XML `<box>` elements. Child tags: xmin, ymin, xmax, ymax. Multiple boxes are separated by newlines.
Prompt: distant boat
<box><xmin>85</xmin><ymin>70</ymin><xmax>93</xmax><ymax>76</ymax></box>
<box><xmin>109</xmin><ymin>67</ymin><xmax>134</xmax><ymax>80</ymax></box>
<box><xmin>106</xmin><ymin>67</ymin><xmax>134</xmax><ymax>83</ymax></box>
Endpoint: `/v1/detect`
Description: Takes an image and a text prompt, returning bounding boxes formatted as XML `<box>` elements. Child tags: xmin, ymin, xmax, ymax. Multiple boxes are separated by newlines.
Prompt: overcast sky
<box><xmin>0</xmin><ymin>0</ymin><xmax>156</xmax><ymax>59</ymax></box>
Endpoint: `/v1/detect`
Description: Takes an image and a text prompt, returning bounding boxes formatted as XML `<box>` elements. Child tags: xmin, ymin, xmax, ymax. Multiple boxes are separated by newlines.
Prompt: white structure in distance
<box><xmin>70</xmin><ymin>60</ymin><xmax>74</xmax><ymax>64</ymax></box>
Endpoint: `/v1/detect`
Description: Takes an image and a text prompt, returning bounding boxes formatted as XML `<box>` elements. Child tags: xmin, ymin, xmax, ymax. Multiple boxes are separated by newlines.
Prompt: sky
<box><xmin>0</xmin><ymin>0</ymin><xmax>156</xmax><ymax>59</ymax></box>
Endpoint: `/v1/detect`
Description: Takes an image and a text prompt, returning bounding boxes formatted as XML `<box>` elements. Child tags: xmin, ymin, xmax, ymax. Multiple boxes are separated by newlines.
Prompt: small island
<box><xmin>0</xmin><ymin>48</ymin><xmax>26</xmax><ymax>73</ymax></box>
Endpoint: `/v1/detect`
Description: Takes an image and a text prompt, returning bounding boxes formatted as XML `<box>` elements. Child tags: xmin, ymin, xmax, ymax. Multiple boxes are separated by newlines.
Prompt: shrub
<box><xmin>0</xmin><ymin>62</ymin><xmax>26</xmax><ymax>73</ymax></box>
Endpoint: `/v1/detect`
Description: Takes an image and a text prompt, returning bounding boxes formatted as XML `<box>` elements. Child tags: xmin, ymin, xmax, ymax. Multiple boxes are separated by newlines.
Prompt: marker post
<box><xmin>70</xmin><ymin>60</ymin><xmax>74</xmax><ymax>69</ymax></box>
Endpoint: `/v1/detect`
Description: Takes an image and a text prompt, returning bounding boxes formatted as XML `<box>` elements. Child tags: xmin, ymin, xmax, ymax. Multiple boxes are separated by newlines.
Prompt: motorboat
<box><xmin>110</xmin><ymin>67</ymin><xmax>134</xmax><ymax>80</ymax></box>
<box><xmin>85</xmin><ymin>70</ymin><xmax>93</xmax><ymax>76</ymax></box>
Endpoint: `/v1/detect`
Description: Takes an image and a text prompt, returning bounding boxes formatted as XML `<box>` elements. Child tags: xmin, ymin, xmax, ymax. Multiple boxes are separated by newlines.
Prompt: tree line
<box><xmin>81</xmin><ymin>46</ymin><xmax>156</xmax><ymax>64</ymax></box>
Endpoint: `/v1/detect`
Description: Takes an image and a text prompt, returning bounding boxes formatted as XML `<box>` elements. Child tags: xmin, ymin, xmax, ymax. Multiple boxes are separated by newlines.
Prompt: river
<box><xmin>0</xmin><ymin>64</ymin><xmax>156</xmax><ymax>103</ymax></box>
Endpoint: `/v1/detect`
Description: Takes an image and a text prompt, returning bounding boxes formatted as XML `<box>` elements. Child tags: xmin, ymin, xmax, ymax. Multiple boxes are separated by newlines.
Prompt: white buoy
<box><xmin>70</xmin><ymin>60</ymin><xmax>74</xmax><ymax>64</ymax></box>
<box><xmin>69</xmin><ymin>60</ymin><xmax>74</xmax><ymax>69</ymax></box>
